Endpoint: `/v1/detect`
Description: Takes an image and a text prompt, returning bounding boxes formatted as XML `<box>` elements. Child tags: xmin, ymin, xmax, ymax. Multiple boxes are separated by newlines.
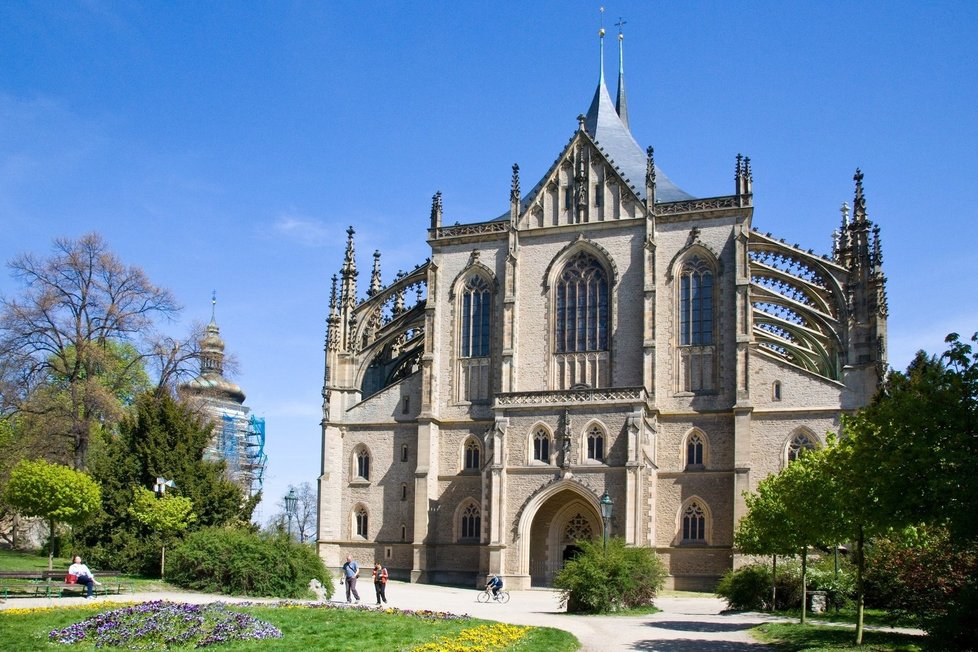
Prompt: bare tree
<box><xmin>0</xmin><ymin>233</ymin><xmax>179</xmax><ymax>469</ymax></box>
<box><xmin>266</xmin><ymin>481</ymin><xmax>317</xmax><ymax>542</ymax></box>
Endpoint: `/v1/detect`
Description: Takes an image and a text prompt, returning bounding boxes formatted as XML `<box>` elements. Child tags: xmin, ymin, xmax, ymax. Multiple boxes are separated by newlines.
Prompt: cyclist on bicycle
<box><xmin>486</xmin><ymin>574</ymin><xmax>503</xmax><ymax>598</ymax></box>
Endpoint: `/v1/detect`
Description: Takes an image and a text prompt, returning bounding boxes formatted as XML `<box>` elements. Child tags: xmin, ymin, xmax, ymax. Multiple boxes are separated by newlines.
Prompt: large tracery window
<box><xmin>460</xmin><ymin>275</ymin><xmax>491</xmax><ymax>357</ymax></box>
<box><xmin>556</xmin><ymin>252</ymin><xmax>609</xmax><ymax>352</ymax></box>
<box><xmin>682</xmin><ymin>502</ymin><xmax>706</xmax><ymax>542</ymax></box>
<box><xmin>554</xmin><ymin>251</ymin><xmax>610</xmax><ymax>388</ymax></box>
<box><xmin>678</xmin><ymin>255</ymin><xmax>716</xmax><ymax>392</ymax></box>
<box><xmin>786</xmin><ymin>432</ymin><xmax>817</xmax><ymax>464</ymax></box>
<box><xmin>459</xmin><ymin>503</ymin><xmax>481</xmax><ymax>541</ymax></box>
<box><xmin>458</xmin><ymin>274</ymin><xmax>492</xmax><ymax>402</ymax></box>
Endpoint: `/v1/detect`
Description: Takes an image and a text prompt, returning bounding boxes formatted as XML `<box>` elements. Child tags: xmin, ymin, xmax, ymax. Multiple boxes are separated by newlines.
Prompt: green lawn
<box><xmin>769</xmin><ymin>608</ymin><xmax>918</xmax><ymax>630</ymax></box>
<box><xmin>0</xmin><ymin>548</ymin><xmax>185</xmax><ymax>593</ymax></box>
<box><xmin>0</xmin><ymin>602</ymin><xmax>580</xmax><ymax>651</ymax></box>
<box><xmin>752</xmin><ymin>622</ymin><xmax>926</xmax><ymax>651</ymax></box>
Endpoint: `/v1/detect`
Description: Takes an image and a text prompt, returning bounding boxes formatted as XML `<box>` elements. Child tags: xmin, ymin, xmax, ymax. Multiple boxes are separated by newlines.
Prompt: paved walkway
<box><xmin>2</xmin><ymin>578</ymin><xmax>926</xmax><ymax>650</ymax></box>
<box><xmin>1</xmin><ymin>579</ymin><xmax>788</xmax><ymax>650</ymax></box>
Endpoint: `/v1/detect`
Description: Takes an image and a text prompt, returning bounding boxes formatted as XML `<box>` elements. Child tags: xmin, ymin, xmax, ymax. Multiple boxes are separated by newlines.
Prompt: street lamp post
<box><xmin>284</xmin><ymin>488</ymin><xmax>298</xmax><ymax>540</ymax></box>
<box><xmin>599</xmin><ymin>491</ymin><xmax>613</xmax><ymax>550</ymax></box>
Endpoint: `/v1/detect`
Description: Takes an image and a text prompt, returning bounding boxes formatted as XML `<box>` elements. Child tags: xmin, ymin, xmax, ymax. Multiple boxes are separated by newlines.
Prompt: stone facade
<box><xmin>317</xmin><ymin>37</ymin><xmax>887</xmax><ymax>590</ymax></box>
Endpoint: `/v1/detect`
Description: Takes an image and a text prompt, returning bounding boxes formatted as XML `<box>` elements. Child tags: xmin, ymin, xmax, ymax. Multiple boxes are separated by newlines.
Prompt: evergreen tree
<box><xmin>76</xmin><ymin>391</ymin><xmax>257</xmax><ymax>574</ymax></box>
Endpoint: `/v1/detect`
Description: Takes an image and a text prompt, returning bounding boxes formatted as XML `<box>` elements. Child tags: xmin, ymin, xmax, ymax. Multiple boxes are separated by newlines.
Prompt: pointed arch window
<box><xmin>459</xmin><ymin>503</ymin><xmax>481</xmax><ymax>541</ymax></box>
<box><xmin>555</xmin><ymin>252</ymin><xmax>609</xmax><ymax>353</ymax></box>
<box><xmin>463</xmin><ymin>438</ymin><xmax>481</xmax><ymax>471</ymax></box>
<box><xmin>354</xmin><ymin>506</ymin><xmax>368</xmax><ymax>538</ymax></box>
<box><xmin>460</xmin><ymin>275</ymin><xmax>491</xmax><ymax>358</ymax></box>
<box><xmin>678</xmin><ymin>255</ymin><xmax>716</xmax><ymax>392</ymax></box>
<box><xmin>680</xmin><ymin>256</ymin><xmax>714</xmax><ymax>346</ymax></box>
<box><xmin>687</xmin><ymin>433</ymin><xmax>704</xmax><ymax>467</ymax></box>
<box><xmin>786</xmin><ymin>432</ymin><xmax>816</xmax><ymax>464</ymax></box>
<box><xmin>682</xmin><ymin>502</ymin><xmax>706</xmax><ymax>542</ymax></box>
<box><xmin>353</xmin><ymin>445</ymin><xmax>371</xmax><ymax>481</ymax></box>
<box><xmin>533</xmin><ymin>428</ymin><xmax>551</xmax><ymax>464</ymax></box>
<box><xmin>586</xmin><ymin>426</ymin><xmax>605</xmax><ymax>462</ymax></box>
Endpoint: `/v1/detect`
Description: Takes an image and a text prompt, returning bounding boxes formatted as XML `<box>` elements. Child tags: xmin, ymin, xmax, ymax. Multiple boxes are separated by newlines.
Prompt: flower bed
<box><xmin>411</xmin><ymin>623</ymin><xmax>530</xmax><ymax>652</ymax></box>
<box><xmin>48</xmin><ymin>601</ymin><xmax>281</xmax><ymax>649</ymax></box>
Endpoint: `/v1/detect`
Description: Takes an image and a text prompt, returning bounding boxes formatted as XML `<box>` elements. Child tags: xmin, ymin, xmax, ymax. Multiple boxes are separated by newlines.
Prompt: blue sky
<box><xmin>2</xmin><ymin>1</ymin><xmax>976</xmax><ymax>521</ymax></box>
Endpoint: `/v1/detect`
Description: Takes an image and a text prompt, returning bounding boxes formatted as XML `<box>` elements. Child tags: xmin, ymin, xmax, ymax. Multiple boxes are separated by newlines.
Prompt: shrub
<box><xmin>716</xmin><ymin>563</ymin><xmax>771</xmax><ymax>611</ymax></box>
<box><xmin>553</xmin><ymin>538</ymin><xmax>666</xmax><ymax>613</ymax></box>
<box><xmin>865</xmin><ymin>530</ymin><xmax>978</xmax><ymax>648</ymax></box>
<box><xmin>807</xmin><ymin>553</ymin><xmax>855</xmax><ymax>612</ymax></box>
<box><xmin>167</xmin><ymin>526</ymin><xmax>332</xmax><ymax>599</ymax></box>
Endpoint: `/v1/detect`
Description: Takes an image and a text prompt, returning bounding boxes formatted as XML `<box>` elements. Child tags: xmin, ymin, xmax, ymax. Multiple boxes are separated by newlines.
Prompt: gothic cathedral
<box><xmin>317</xmin><ymin>32</ymin><xmax>886</xmax><ymax>590</ymax></box>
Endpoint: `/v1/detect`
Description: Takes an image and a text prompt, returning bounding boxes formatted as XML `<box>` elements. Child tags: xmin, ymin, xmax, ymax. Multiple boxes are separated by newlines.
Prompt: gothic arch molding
<box><xmin>514</xmin><ymin>479</ymin><xmax>603</xmax><ymax>576</ymax></box>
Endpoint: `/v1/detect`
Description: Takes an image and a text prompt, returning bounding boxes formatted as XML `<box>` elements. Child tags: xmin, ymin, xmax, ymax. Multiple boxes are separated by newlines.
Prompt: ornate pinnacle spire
<box><xmin>210</xmin><ymin>290</ymin><xmax>217</xmax><ymax>323</ymax></box>
<box><xmin>735</xmin><ymin>153</ymin><xmax>744</xmax><ymax>194</ymax></box>
<box><xmin>510</xmin><ymin>163</ymin><xmax>520</xmax><ymax>205</ymax></box>
<box><xmin>853</xmin><ymin>168</ymin><xmax>867</xmax><ymax>222</ymax></box>
<box><xmin>368</xmin><ymin>250</ymin><xmax>382</xmax><ymax>296</ymax></box>
<box><xmin>430</xmin><ymin>191</ymin><xmax>443</xmax><ymax>229</ymax></box>
<box><xmin>744</xmin><ymin>157</ymin><xmax>752</xmax><ymax>183</ymax></box>
<box><xmin>872</xmin><ymin>224</ymin><xmax>883</xmax><ymax>269</ymax></box>
<box><xmin>328</xmin><ymin>274</ymin><xmax>338</xmax><ymax>317</ymax></box>
<box><xmin>646</xmin><ymin>146</ymin><xmax>657</xmax><ymax>205</ymax></box>
<box><xmin>339</xmin><ymin>225</ymin><xmax>358</xmax><ymax>316</ymax></box>
<box><xmin>615</xmin><ymin>18</ymin><xmax>629</xmax><ymax>129</ymax></box>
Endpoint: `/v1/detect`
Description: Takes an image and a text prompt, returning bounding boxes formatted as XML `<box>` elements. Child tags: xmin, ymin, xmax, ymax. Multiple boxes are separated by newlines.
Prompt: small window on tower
<box><xmin>594</xmin><ymin>184</ymin><xmax>603</xmax><ymax>207</ymax></box>
<box><xmin>772</xmin><ymin>381</ymin><xmax>782</xmax><ymax>401</ymax></box>
<box><xmin>402</xmin><ymin>397</ymin><xmax>410</xmax><ymax>414</ymax></box>
<box><xmin>401</xmin><ymin>445</ymin><xmax>409</xmax><ymax>463</ymax></box>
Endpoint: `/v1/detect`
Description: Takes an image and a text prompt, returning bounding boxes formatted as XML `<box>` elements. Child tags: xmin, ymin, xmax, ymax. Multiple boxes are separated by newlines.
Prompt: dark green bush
<box><xmin>716</xmin><ymin>563</ymin><xmax>771</xmax><ymax>611</ymax></box>
<box><xmin>167</xmin><ymin>526</ymin><xmax>332</xmax><ymax>599</ymax></box>
<box><xmin>553</xmin><ymin>537</ymin><xmax>667</xmax><ymax>613</ymax></box>
<box><xmin>807</xmin><ymin>553</ymin><xmax>855</xmax><ymax>611</ymax></box>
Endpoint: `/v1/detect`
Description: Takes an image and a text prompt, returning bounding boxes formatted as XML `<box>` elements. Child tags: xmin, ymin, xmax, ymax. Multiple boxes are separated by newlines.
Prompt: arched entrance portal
<box><xmin>526</xmin><ymin>488</ymin><xmax>602</xmax><ymax>586</ymax></box>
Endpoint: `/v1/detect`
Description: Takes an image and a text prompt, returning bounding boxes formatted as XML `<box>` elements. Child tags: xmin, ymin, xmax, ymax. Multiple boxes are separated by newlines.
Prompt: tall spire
<box><xmin>598</xmin><ymin>6</ymin><xmax>606</xmax><ymax>84</ymax></box>
<box><xmin>369</xmin><ymin>250</ymin><xmax>382</xmax><ymax>296</ymax></box>
<box><xmin>615</xmin><ymin>18</ymin><xmax>629</xmax><ymax>129</ymax></box>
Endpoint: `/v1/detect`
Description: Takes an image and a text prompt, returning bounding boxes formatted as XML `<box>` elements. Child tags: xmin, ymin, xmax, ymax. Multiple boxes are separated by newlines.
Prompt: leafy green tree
<box><xmin>846</xmin><ymin>333</ymin><xmax>978</xmax><ymax>539</ymax></box>
<box><xmin>839</xmin><ymin>332</ymin><xmax>978</xmax><ymax>644</ymax></box>
<box><xmin>129</xmin><ymin>487</ymin><xmax>196</xmax><ymax>579</ymax></box>
<box><xmin>736</xmin><ymin>444</ymin><xmax>846</xmax><ymax>624</ymax></box>
<box><xmin>1</xmin><ymin>458</ymin><xmax>101</xmax><ymax>569</ymax></box>
<box><xmin>0</xmin><ymin>233</ymin><xmax>178</xmax><ymax>469</ymax></box>
<box><xmin>76</xmin><ymin>391</ymin><xmax>257</xmax><ymax>574</ymax></box>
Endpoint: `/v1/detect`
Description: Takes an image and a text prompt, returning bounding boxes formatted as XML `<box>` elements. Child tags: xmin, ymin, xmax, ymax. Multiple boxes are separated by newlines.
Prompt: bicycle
<box><xmin>477</xmin><ymin>587</ymin><xmax>510</xmax><ymax>603</ymax></box>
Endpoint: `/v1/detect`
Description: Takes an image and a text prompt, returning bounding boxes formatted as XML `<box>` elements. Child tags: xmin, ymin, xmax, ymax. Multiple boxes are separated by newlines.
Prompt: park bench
<box><xmin>0</xmin><ymin>570</ymin><xmax>133</xmax><ymax>599</ymax></box>
<box><xmin>41</xmin><ymin>570</ymin><xmax>134</xmax><ymax>598</ymax></box>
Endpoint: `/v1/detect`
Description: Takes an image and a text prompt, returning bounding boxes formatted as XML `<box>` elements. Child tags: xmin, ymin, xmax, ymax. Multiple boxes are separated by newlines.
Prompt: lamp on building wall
<box><xmin>599</xmin><ymin>491</ymin><xmax>614</xmax><ymax>550</ymax></box>
<box><xmin>284</xmin><ymin>487</ymin><xmax>299</xmax><ymax>539</ymax></box>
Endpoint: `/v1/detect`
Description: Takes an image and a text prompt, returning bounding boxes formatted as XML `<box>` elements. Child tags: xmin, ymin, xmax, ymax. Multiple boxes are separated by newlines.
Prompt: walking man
<box><xmin>342</xmin><ymin>555</ymin><xmax>361</xmax><ymax>603</ymax></box>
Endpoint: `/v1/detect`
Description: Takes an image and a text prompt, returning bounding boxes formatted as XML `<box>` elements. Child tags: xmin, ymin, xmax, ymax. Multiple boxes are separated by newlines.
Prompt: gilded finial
<box><xmin>210</xmin><ymin>290</ymin><xmax>217</xmax><ymax>322</ymax></box>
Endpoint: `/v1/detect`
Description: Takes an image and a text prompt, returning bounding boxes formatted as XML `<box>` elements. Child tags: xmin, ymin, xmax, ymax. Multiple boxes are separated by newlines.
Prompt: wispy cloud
<box><xmin>271</xmin><ymin>214</ymin><xmax>334</xmax><ymax>247</ymax></box>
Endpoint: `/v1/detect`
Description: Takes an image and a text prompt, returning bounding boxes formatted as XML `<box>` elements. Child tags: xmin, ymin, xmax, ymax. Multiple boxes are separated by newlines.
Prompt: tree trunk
<box><xmin>855</xmin><ymin>526</ymin><xmax>866</xmax><ymax>645</ymax></box>
<box><xmin>800</xmin><ymin>547</ymin><xmax>808</xmax><ymax>625</ymax></box>
<box><xmin>161</xmin><ymin>543</ymin><xmax>166</xmax><ymax>580</ymax></box>
<box><xmin>48</xmin><ymin>517</ymin><xmax>56</xmax><ymax>570</ymax></box>
<box><xmin>771</xmin><ymin>554</ymin><xmax>777</xmax><ymax>610</ymax></box>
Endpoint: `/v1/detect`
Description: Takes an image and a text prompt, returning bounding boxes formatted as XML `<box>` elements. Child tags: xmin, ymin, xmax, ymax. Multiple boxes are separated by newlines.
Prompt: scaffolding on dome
<box><xmin>244</xmin><ymin>415</ymin><xmax>267</xmax><ymax>495</ymax></box>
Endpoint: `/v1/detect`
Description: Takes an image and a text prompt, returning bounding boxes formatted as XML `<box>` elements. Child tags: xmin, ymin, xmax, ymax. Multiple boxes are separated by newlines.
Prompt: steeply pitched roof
<box><xmin>584</xmin><ymin>77</ymin><xmax>692</xmax><ymax>203</ymax></box>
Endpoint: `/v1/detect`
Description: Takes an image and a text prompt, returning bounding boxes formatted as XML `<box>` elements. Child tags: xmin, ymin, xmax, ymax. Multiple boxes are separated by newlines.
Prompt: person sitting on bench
<box><xmin>67</xmin><ymin>555</ymin><xmax>101</xmax><ymax>599</ymax></box>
